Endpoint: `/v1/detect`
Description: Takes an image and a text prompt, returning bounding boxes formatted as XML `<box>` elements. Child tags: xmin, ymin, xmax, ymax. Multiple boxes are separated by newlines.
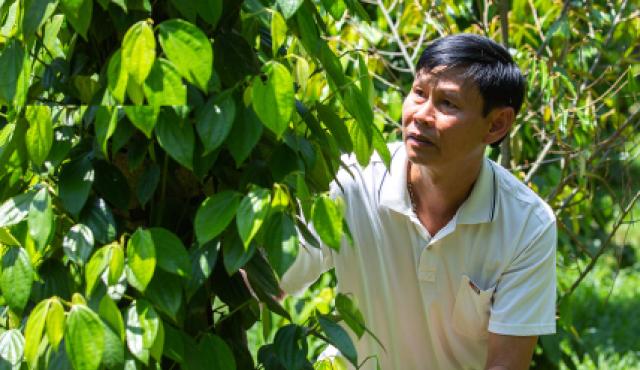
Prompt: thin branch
<box><xmin>523</xmin><ymin>136</ymin><xmax>556</xmax><ymax>184</ymax></box>
<box><xmin>376</xmin><ymin>0</ymin><xmax>416</xmax><ymax>75</ymax></box>
<box><xmin>562</xmin><ymin>190</ymin><xmax>640</xmax><ymax>299</ymax></box>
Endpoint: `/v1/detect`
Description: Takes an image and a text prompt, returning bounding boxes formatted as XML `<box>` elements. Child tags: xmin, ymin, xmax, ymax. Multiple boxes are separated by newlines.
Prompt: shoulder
<box><xmin>491</xmin><ymin>160</ymin><xmax>555</xmax><ymax>225</ymax></box>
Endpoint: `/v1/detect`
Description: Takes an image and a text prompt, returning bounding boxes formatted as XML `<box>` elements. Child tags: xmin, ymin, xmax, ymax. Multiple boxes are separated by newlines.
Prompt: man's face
<box><xmin>401</xmin><ymin>67</ymin><xmax>492</xmax><ymax>168</ymax></box>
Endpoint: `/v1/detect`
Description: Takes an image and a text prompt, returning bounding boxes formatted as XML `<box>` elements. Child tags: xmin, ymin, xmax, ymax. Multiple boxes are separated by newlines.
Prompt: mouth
<box><xmin>406</xmin><ymin>133</ymin><xmax>436</xmax><ymax>147</ymax></box>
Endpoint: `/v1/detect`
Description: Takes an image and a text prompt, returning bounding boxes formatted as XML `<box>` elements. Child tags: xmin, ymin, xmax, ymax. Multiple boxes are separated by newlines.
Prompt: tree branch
<box><xmin>377</xmin><ymin>0</ymin><xmax>416</xmax><ymax>75</ymax></box>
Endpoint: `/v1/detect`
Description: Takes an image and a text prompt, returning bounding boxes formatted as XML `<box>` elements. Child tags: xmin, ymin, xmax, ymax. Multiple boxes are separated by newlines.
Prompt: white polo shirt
<box><xmin>282</xmin><ymin>142</ymin><xmax>557</xmax><ymax>370</ymax></box>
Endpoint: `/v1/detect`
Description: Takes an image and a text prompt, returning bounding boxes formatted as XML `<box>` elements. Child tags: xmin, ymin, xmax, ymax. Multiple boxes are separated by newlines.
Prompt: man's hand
<box><xmin>485</xmin><ymin>333</ymin><xmax>538</xmax><ymax>370</ymax></box>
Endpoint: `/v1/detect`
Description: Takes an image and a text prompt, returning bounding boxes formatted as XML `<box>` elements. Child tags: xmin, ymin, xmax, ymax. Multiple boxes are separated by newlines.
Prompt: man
<box><xmin>282</xmin><ymin>34</ymin><xmax>556</xmax><ymax>370</ymax></box>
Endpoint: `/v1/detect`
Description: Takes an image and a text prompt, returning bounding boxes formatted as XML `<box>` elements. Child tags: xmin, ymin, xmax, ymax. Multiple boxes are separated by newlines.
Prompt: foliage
<box><xmin>0</xmin><ymin>0</ymin><xmax>381</xmax><ymax>368</ymax></box>
<box><xmin>0</xmin><ymin>0</ymin><xmax>639</xmax><ymax>369</ymax></box>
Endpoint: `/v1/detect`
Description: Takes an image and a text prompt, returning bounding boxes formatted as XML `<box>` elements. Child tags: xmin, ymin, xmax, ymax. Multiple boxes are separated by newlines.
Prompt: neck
<box><xmin>408</xmin><ymin>156</ymin><xmax>484</xmax><ymax>234</ymax></box>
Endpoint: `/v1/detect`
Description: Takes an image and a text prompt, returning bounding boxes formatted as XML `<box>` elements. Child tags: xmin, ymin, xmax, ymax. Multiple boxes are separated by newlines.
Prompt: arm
<box><xmin>485</xmin><ymin>333</ymin><xmax>538</xmax><ymax>370</ymax></box>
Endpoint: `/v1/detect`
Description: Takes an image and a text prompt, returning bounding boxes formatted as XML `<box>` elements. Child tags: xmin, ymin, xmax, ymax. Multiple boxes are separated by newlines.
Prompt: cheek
<box><xmin>401</xmin><ymin>100</ymin><xmax>414</xmax><ymax>126</ymax></box>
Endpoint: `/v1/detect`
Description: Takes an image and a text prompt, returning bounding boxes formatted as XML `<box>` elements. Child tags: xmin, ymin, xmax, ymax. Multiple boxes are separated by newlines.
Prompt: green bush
<box><xmin>0</xmin><ymin>0</ymin><xmax>381</xmax><ymax>368</ymax></box>
<box><xmin>1</xmin><ymin>0</ymin><xmax>638</xmax><ymax>368</ymax></box>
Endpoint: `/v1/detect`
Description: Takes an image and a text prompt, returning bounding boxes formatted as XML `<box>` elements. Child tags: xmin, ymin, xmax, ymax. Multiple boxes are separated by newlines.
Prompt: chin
<box><xmin>404</xmin><ymin>141</ymin><xmax>438</xmax><ymax>166</ymax></box>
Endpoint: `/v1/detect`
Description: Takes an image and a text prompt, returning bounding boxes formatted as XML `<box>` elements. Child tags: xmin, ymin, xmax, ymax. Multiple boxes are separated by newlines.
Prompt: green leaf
<box><xmin>276</xmin><ymin>0</ymin><xmax>303</xmax><ymax>19</ymax></box>
<box><xmin>122</xmin><ymin>20</ymin><xmax>156</xmax><ymax>85</ymax></box>
<box><xmin>107</xmin><ymin>50</ymin><xmax>128</xmax><ymax>103</ymax></box>
<box><xmin>155</xmin><ymin>108</ymin><xmax>194</xmax><ymax>169</ymax></box>
<box><xmin>59</xmin><ymin>0</ymin><xmax>92</xmax><ymax>39</ymax></box>
<box><xmin>28</xmin><ymin>187</ymin><xmax>53</xmax><ymax>251</ymax></box>
<box><xmin>222</xmin><ymin>232</ymin><xmax>256</xmax><ymax>275</ymax></box>
<box><xmin>162</xmin><ymin>325</ymin><xmax>186</xmax><ymax>363</ymax></box>
<box><xmin>263</xmin><ymin>211</ymin><xmax>298</xmax><ymax>278</ymax></box>
<box><xmin>349</xmin><ymin>119</ymin><xmax>373</xmax><ymax>167</ymax></box>
<box><xmin>101</xmin><ymin>321</ymin><xmax>125</xmax><ymax>369</ymax></box>
<box><xmin>185</xmin><ymin>240</ymin><xmax>218</xmax><ymax>299</ymax></box>
<box><xmin>143</xmin><ymin>58</ymin><xmax>187</xmax><ymax>106</ymax></box>
<box><xmin>145</xmin><ymin>269</ymin><xmax>182</xmax><ymax>320</ymax></box>
<box><xmin>0</xmin><ymin>228</ymin><xmax>20</xmax><ymax>246</ymax></box>
<box><xmin>80</xmin><ymin>198</ymin><xmax>117</xmax><ymax>244</ymax></box>
<box><xmin>312</xmin><ymin>195</ymin><xmax>343</xmax><ymax>251</ymax></box>
<box><xmin>236</xmin><ymin>187</ymin><xmax>271</xmax><ymax>248</ymax></box>
<box><xmin>317</xmin><ymin>103</ymin><xmax>353</xmax><ymax>152</ymax></box>
<box><xmin>22</xmin><ymin>0</ymin><xmax>57</xmax><ymax>42</ymax></box>
<box><xmin>58</xmin><ymin>156</ymin><xmax>95</xmax><ymax>215</ymax></box>
<box><xmin>251</xmin><ymin>61</ymin><xmax>294</xmax><ymax>138</ymax></box>
<box><xmin>85</xmin><ymin>245</ymin><xmax>108</xmax><ymax>296</ymax></box>
<box><xmin>226</xmin><ymin>105</ymin><xmax>263</xmax><ymax>166</ymax></box>
<box><xmin>126</xmin><ymin>228</ymin><xmax>155</xmax><ymax>292</ymax></box>
<box><xmin>169</xmin><ymin>0</ymin><xmax>196</xmax><ymax>21</ymax></box>
<box><xmin>65</xmin><ymin>305</ymin><xmax>105</xmax><ymax>370</ymax></box>
<box><xmin>25</xmin><ymin>105</ymin><xmax>53</xmax><ymax>166</ymax></box>
<box><xmin>0</xmin><ymin>191</ymin><xmax>35</xmax><ymax>228</ymax></box>
<box><xmin>195</xmin><ymin>95</ymin><xmax>236</xmax><ymax>154</ymax></box>
<box><xmin>198</xmin><ymin>334</ymin><xmax>236</xmax><ymax>370</ymax></box>
<box><xmin>194</xmin><ymin>190</ymin><xmax>241</xmax><ymax>245</ymax></box>
<box><xmin>272</xmin><ymin>325</ymin><xmax>308</xmax><ymax>370</ymax></box>
<box><xmin>320</xmin><ymin>0</ymin><xmax>346</xmax><ymax>20</ymax></box>
<box><xmin>196</xmin><ymin>0</ymin><xmax>222</xmax><ymax>27</ymax></box>
<box><xmin>136</xmin><ymin>163</ymin><xmax>160</xmax><ymax>206</ymax></box>
<box><xmin>93</xmin><ymin>160</ymin><xmax>131</xmax><ymax>210</ymax></box>
<box><xmin>0</xmin><ymin>329</ymin><xmax>25</xmax><ymax>367</ymax></box>
<box><xmin>94</xmin><ymin>106</ymin><xmax>118</xmax><ymax>157</ymax></box>
<box><xmin>344</xmin><ymin>0</ymin><xmax>370</xmax><ymax>21</ymax></box>
<box><xmin>46</xmin><ymin>298</ymin><xmax>66</xmax><ymax>350</ymax></box>
<box><xmin>125</xmin><ymin>300</ymin><xmax>159</xmax><ymax>365</ymax></box>
<box><xmin>147</xmin><ymin>227</ymin><xmax>190</xmax><ymax>277</ymax></box>
<box><xmin>107</xmin><ymin>243</ymin><xmax>124</xmax><ymax>286</ymax></box>
<box><xmin>271</xmin><ymin>11</ymin><xmax>287</xmax><ymax>55</ymax></box>
<box><xmin>0</xmin><ymin>247</ymin><xmax>34</xmax><ymax>312</ymax></box>
<box><xmin>158</xmin><ymin>19</ymin><xmax>213</xmax><ymax>92</ymax></box>
<box><xmin>98</xmin><ymin>295</ymin><xmax>125</xmax><ymax>341</ymax></box>
<box><xmin>149</xmin><ymin>318</ymin><xmax>164</xmax><ymax>361</ymax></box>
<box><xmin>317</xmin><ymin>315</ymin><xmax>357</xmax><ymax>367</ymax></box>
<box><xmin>123</xmin><ymin>105</ymin><xmax>158</xmax><ymax>138</ymax></box>
<box><xmin>24</xmin><ymin>299</ymin><xmax>49</xmax><ymax>368</ymax></box>
<box><xmin>0</xmin><ymin>39</ymin><xmax>29</xmax><ymax>108</ymax></box>
<box><xmin>335</xmin><ymin>293</ymin><xmax>365</xmax><ymax>338</ymax></box>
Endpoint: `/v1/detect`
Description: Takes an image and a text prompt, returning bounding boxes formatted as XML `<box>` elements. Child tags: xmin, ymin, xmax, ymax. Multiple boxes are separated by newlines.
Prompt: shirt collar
<box><xmin>379</xmin><ymin>143</ymin><xmax>497</xmax><ymax>225</ymax></box>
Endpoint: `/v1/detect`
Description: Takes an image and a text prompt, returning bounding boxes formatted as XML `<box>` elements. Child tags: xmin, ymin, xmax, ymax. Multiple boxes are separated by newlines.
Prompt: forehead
<box><xmin>413</xmin><ymin>67</ymin><xmax>478</xmax><ymax>94</ymax></box>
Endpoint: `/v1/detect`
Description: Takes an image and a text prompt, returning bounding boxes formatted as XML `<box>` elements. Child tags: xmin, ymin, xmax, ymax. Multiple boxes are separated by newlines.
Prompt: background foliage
<box><xmin>0</xmin><ymin>0</ymin><xmax>638</xmax><ymax>369</ymax></box>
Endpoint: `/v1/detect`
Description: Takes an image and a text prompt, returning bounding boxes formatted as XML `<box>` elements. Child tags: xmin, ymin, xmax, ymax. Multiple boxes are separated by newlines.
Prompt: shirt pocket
<box><xmin>452</xmin><ymin>275</ymin><xmax>495</xmax><ymax>340</ymax></box>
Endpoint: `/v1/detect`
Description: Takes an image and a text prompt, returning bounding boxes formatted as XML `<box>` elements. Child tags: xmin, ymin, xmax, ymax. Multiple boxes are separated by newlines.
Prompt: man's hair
<box><xmin>416</xmin><ymin>34</ymin><xmax>525</xmax><ymax>145</ymax></box>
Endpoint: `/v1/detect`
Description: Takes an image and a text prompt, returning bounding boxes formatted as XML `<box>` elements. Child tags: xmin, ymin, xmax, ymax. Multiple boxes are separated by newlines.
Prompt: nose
<box><xmin>413</xmin><ymin>96</ymin><xmax>435</xmax><ymax>127</ymax></box>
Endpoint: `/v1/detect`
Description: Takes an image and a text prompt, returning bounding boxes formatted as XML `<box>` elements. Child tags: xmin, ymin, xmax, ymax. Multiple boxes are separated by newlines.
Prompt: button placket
<box><xmin>417</xmin><ymin>244</ymin><xmax>437</xmax><ymax>282</ymax></box>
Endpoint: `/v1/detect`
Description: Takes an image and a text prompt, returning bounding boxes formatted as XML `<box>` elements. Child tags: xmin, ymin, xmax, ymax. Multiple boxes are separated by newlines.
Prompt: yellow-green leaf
<box><xmin>126</xmin><ymin>228</ymin><xmax>155</xmax><ymax>292</ymax></box>
<box><xmin>236</xmin><ymin>187</ymin><xmax>271</xmax><ymax>249</ymax></box>
<box><xmin>158</xmin><ymin>19</ymin><xmax>213</xmax><ymax>92</ymax></box>
<box><xmin>45</xmin><ymin>298</ymin><xmax>65</xmax><ymax>350</ymax></box>
<box><xmin>251</xmin><ymin>61</ymin><xmax>294</xmax><ymax>138</ymax></box>
<box><xmin>25</xmin><ymin>105</ymin><xmax>53</xmax><ymax>166</ymax></box>
<box><xmin>65</xmin><ymin>305</ymin><xmax>105</xmax><ymax>370</ymax></box>
<box><xmin>122</xmin><ymin>20</ymin><xmax>156</xmax><ymax>85</ymax></box>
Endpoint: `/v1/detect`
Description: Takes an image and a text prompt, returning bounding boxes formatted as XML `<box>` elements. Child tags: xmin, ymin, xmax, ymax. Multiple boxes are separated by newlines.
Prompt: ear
<box><xmin>484</xmin><ymin>107</ymin><xmax>515</xmax><ymax>145</ymax></box>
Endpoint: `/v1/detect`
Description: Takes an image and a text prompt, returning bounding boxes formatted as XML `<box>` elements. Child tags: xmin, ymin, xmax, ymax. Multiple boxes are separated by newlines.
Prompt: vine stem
<box><xmin>562</xmin><ymin>190</ymin><xmax>640</xmax><ymax>300</ymax></box>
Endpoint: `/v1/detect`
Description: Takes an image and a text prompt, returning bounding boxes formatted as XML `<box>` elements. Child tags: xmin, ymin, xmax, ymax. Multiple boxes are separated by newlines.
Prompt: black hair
<box><xmin>416</xmin><ymin>34</ymin><xmax>525</xmax><ymax>146</ymax></box>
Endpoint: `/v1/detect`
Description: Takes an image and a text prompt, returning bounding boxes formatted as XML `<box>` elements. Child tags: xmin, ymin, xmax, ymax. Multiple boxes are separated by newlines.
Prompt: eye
<box><xmin>413</xmin><ymin>87</ymin><xmax>426</xmax><ymax>100</ymax></box>
<box><xmin>441</xmin><ymin>99</ymin><xmax>458</xmax><ymax>109</ymax></box>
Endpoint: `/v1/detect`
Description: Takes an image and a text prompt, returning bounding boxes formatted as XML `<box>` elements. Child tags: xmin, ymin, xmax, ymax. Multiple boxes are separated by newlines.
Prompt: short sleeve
<box><xmin>488</xmin><ymin>220</ymin><xmax>557</xmax><ymax>336</ymax></box>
